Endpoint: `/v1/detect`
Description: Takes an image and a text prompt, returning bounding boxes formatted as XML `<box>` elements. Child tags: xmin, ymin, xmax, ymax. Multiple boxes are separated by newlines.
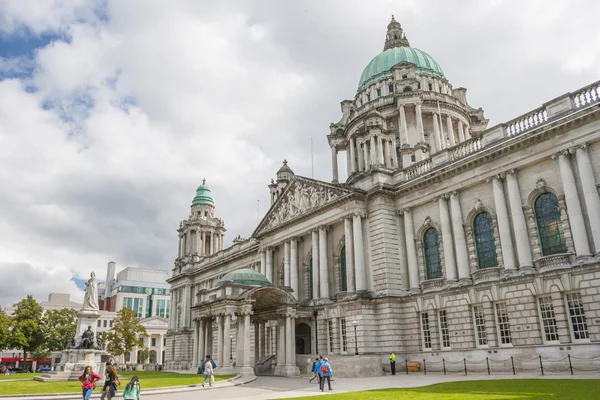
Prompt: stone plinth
<box><xmin>76</xmin><ymin>309</ymin><xmax>101</xmax><ymax>338</ymax></box>
<box><xmin>34</xmin><ymin>349</ymin><xmax>108</xmax><ymax>382</ymax></box>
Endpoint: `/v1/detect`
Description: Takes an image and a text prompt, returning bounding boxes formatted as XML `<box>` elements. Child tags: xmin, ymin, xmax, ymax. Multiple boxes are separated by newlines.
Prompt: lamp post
<box><xmin>229</xmin><ymin>334</ymin><xmax>233</xmax><ymax>364</ymax></box>
<box><xmin>352</xmin><ymin>321</ymin><xmax>359</xmax><ymax>355</ymax></box>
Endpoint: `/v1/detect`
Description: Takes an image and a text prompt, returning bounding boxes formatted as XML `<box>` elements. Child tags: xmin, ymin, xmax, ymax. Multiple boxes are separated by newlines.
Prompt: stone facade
<box><xmin>165</xmin><ymin>17</ymin><xmax>600</xmax><ymax>375</ymax></box>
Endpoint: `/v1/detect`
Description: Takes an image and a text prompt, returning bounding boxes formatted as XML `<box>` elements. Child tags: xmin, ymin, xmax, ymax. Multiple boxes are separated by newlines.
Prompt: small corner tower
<box><xmin>269</xmin><ymin>160</ymin><xmax>295</xmax><ymax>205</ymax></box>
<box><xmin>176</xmin><ymin>179</ymin><xmax>226</xmax><ymax>265</ymax></box>
<box><xmin>384</xmin><ymin>15</ymin><xmax>410</xmax><ymax>50</ymax></box>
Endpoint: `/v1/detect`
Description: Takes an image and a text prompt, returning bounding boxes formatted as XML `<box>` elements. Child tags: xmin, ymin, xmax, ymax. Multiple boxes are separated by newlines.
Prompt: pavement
<box><xmin>2</xmin><ymin>372</ymin><xmax>598</xmax><ymax>400</ymax></box>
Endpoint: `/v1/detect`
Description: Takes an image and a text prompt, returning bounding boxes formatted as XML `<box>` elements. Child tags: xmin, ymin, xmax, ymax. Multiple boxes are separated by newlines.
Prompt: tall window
<box><xmin>376</xmin><ymin>88</ymin><xmax>382</xmax><ymax>97</ymax></box>
<box><xmin>473</xmin><ymin>213</ymin><xmax>498</xmax><ymax>268</ymax></box>
<box><xmin>538</xmin><ymin>297</ymin><xmax>559</xmax><ymax>342</ymax></box>
<box><xmin>565</xmin><ymin>292</ymin><xmax>589</xmax><ymax>341</ymax></box>
<box><xmin>340</xmin><ymin>318</ymin><xmax>348</xmax><ymax>352</ymax></box>
<box><xmin>339</xmin><ymin>246</ymin><xmax>347</xmax><ymax>292</ymax></box>
<box><xmin>421</xmin><ymin>312</ymin><xmax>432</xmax><ymax>350</ymax></box>
<box><xmin>473</xmin><ymin>305</ymin><xmax>488</xmax><ymax>347</ymax></box>
<box><xmin>495</xmin><ymin>303</ymin><xmax>512</xmax><ymax>345</ymax></box>
<box><xmin>438</xmin><ymin>310</ymin><xmax>451</xmax><ymax>349</ymax></box>
<box><xmin>424</xmin><ymin>228</ymin><xmax>442</xmax><ymax>279</ymax></box>
<box><xmin>534</xmin><ymin>193</ymin><xmax>567</xmax><ymax>255</ymax></box>
<box><xmin>328</xmin><ymin>320</ymin><xmax>334</xmax><ymax>353</ymax></box>
<box><xmin>388</xmin><ymin>84</ymin><xmax>394</xmax><ymax>94</ymax></box>
<box><xmin>309</xmin><ymin>256</ymin><xmax>314</xmax><ymax>299</ymax></box>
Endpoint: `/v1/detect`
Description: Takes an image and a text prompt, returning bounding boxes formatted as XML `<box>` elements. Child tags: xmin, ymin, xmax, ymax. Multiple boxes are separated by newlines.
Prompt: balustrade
<box><xmin>404</xmin><ymin>159</ymin><xmax>432</xmax><ymax>180</ymax></box>
<box><xmin>573</xmin><ymin>82</ymin><xmax>600</xmax><ymax>108</ymax></box>
<box><xmin>506</xmin><ymin>108</ymin><xmax>548</xmax><ymax>137</ymax></box>
<box><xmin>471</xmin><ymin>267</ymin><xmax>503</xmax><ymax>285</ymax></box>
<box><xmin>420</xmin><ymin>278</ymin><xmax>445</xmax><ymax>293</ymax></box>
<box><xmin>450</xmin><ymin>137</ymin><xmax>482</xmax><ymax>161</ymax></box>
<box><xmin>534</xmin><ymin>253</ymin><xmax>574</xmax><ymax>272</ymax></box>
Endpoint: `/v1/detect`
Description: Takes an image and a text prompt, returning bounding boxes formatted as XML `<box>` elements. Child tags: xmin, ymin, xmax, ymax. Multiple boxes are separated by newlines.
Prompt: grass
<box><xmin>280</xmin><ymin>380</ymin><xmax>600</xmax><ymax>400</ymax></box>
<box><xmin>0</xmin><ymin>371</ymin><xmax>236</xmax><ymax>395</ymax></box>
<box><xmin>0</xmin><ymin>373</ymin><xmax>41</xmax><ymax>381</ymax></box>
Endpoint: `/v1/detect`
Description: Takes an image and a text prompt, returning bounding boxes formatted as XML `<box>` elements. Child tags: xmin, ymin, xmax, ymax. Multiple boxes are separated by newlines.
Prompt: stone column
<box><xmin>491</xmin><ymin>175</ymin><xmax>517</xmax><ymax>270</ymax></box>
<box><xmin>198</xmin><ymin>320</ymin><xmax>205</xmax><ymax>362</ymax></box>
<box><xmin>457</xmin><ymin>121</ymin><xmax>465</xmax><ymax>143</ymax></box>
<box><xmin>363</xmin><ymin>140</ymin><xmax>369</xmax><ymax>170</ymax></box>
<box><xmin>446</xmin><ymin>115</ymin><xmax>455</xmax><ymax>147</ymax></box>
<box><xmin>399</xmin><ymin>104</ymin><xmax>409</xmax><ymax>146</ymax></box>
<box><xmin>285</xmin><ymin>315</ymin><xmax>293</xmax><ymax>365</ymax></box>
<box><xmin>378</xmin><ymin>136</ymin><xmax>385</xmax><ymax>165</ymax></box>
<box><xmin>277</xmin><ymin>318</ymin><xmax>285</xmax><ymax>366</ymax></box>
<box><xmin>506</xmin><ymin>170</ymin><xmax>534</xmax><ymax>268</ymax></box>
<box><xmin>254</xmin><ymin>321</ymin><xmax>259</xmax><ymax>366</ymax></box>
<box><xmin>200</xmin><ymin>231</ymin><xmax>205</xmax><ymax>256</ymax></box>
<box><xmin>266</xmin><ymin>247</ymin><xmax>273</xmax><ymax>284</ymax></box>
<box><xmin>311</xmin><ymin>230</ymin><xmax>319</xmax><ymax>299</ymax></box>
<box><xmin>260</xmin><ymin>250</ymin><xmax>266</xmax><ymax>276</ymax></box>
<box><xmin>556</xmin><ymin>151</ymin><xmax>591</xmax><ymax>257</ymax></box>
<box><xmin>391</xmin><ymin>138</ymin><xmax>399</xmax><ymax>168</ymax></box>
<box><xmin>415</xmin><ymin>103</ymin><xmax>424</xmax><ymax>143</ymax></box>
<box><xmin>168</xmin><ymin>291</ymin><xmax>176</xmax><ymax>330</ymax></box>
<box><xmin>216</xmin><ymin>315</ymin><xmax>224</xmax><ymax>368</ymax></box>
<box><xmin>369</xmin><ymin>136</ymin><xmax>376</xmax><ymax>167</ymax></box>
<box><xmin>158</xmin><ymin>333</ymin><xmax>164</xmax><ymax>364</ymax></box>
<box><xmin>178</xmin><ymin>235</ymin><xmax>183</xmax><ymax>258</ymax></box>
<box><xmin>344</xmin><ymin>217</ymin><xmax>356</xmax><ymax>292</ymax></box>
<box><xmin>438</xmin><ymin>195</ymin><xmax>457</xmax><ymax>281</ymax></box>
<box><xmin>290</xmin><ymin>238</ymin><xmax>299</xmax><ymax>298</ymax></box>
<box><xmin>431</xmin><ymin>113</ymin><xmax>440</xmax><ymax>153</ymax></box>
<box><xmin>319</xmin><ymin>226</ymin><xmax>330</xmax><ymax>299</ymax></box>
<box><xmin>352</xmin><ymin>213</ymin><xmax>367</xmax><ymax>292</ymax></box>
<box><xmin>192</xmin><ymin>319</ymin><xmax>199</xmax><ymax>367</ymax></box>
<box><xmin>331</xmin><ymin>145</ymin><xmax>339</xmax><ymax>183</ymax></box>
<box><xmin>243</xmin><ymin>313</ymin><xmax>251</xmax><ymax>368</ymax></box>
<box><xmin>576</xmin><ymin>145</ymin><xmax>600</xmax><ymax>254</ymax></box>
<box><xmin>404</xmin><ymin>209</ymin><xmax>420</xmax><ymax>291</ymax></box>
<box><xmin>397</xmin><ymin>212</ymin><xmax>410</xmax><ymax>292</ymax></box>
<box><xmin>284</xmin><ymin>241</ymin><xmax>290</xmax><ymax>287</ymax></box>
<box><xmin>223</xmin><ymin>314</ymin><xmax>231</xmax><ymax>366</ymax></box>
<box><xmin>182</xmin><ymin>285</ymin><xmax>190</xmax><ymax>327</ymax></box>
<box><xmin>349</xmin><ymin>138</ymin><xmax>357</xmax><ymax>174</ymax></box>
<box><xmin>210</xmin><ymin>231</ymin><xmax>214</xmax><ymax>255</ymax></box>
<box><xmin>260</xmin><ymin>322</ymin><xmax>266</xmax><ymax>358</ymax></box>
<box><xmin>358</xmin><ymin>141</ymin><xmax>365</xmax><ymax>171</ymax></box>
<box><xmin>450</xmin><ymin>191</ymin><xmax>470</xmax><ymax>280</ymax></box>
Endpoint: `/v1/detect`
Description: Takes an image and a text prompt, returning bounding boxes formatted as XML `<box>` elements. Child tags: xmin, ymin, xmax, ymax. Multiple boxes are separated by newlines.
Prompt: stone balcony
<box><xmin>471</xmin><ymin>267</ymin><xmax>503</xmax><ymax>285</ymax></box>
<box><xmin>420</xmin><ymin>278</ymin><xmax>445</xmax><ymax>293</ymax></box>
<box><xmin>534</xmin><ymin>253</ymin><xmax>575</xmax><ymax>273</ymax></box>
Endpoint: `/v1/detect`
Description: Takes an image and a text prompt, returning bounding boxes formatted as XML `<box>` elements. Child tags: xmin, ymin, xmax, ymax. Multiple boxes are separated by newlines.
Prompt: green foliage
<box><xmin>138</xmin><ymin>347</ymin><xmax>151</xmax><ymax>364</ymax></box>
<box><xmin>0</xmin><ymin>311</ymin><xmax>11</xmax><ymax>352</ymax></box>
<box><xmin>102</xmin><ymin>308</ymin><xmax>147</xmax><ymax>357</ymax></box>
<box><xmin>10</xmin><ymin>296</ymin><xmax>45</xmax><ymax>366</ymax></box>
<box><xmin>41</xmin><ymin>308</ymin><xmax>77</xmax><ymax>352</ymax></box>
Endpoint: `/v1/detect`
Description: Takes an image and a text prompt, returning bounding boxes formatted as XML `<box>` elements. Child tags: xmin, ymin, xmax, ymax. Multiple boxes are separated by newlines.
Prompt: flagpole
<box><xmin>311</xmin><ymin>137</ymin><xmax>314</xmax><ymax>178</ymax></box>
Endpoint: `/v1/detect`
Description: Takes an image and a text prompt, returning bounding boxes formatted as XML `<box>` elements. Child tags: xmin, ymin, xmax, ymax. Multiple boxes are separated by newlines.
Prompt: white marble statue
<box><xmin>82</xmin><ymin>272</ymin><xmax>99</xmax><ymax>311</ymax></box>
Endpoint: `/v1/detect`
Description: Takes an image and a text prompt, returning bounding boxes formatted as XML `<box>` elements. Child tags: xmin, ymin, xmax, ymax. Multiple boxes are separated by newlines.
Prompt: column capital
<box><xmin>449</xmin><ymin>190</ymin><xmax>459</xmax><ymax>197</ymax></box>
<box><xmin>318</xmin><ymin>224</ymin><xmax>331</xmax><ymax>232</ymax></box>
<box><xmin>576</xmin><ymin>142</ymin><xmax>590</xmax><ymax>152</ymax></box>
<box><xmin>552</xmin><ymin>148</ymin><xmax>575</xmax><ymax>159</ymax></box>
<box><xmin>353</xmin><ymin>211</ymin><xmax>367</xmax><ymax>219</ymax></box>
<box><xmin>485</xmin><ymin>173</ymin><xmax>505</xmax><ymax>183</ymax></box>
<box><xmin>506</xmin><ymin>168</ymin><xmax>517</xmax><ymax>176</ymax></box>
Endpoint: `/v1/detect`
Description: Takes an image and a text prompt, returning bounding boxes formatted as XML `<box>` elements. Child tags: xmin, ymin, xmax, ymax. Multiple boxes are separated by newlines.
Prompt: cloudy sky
<box><xmin>0</xmin><ymin>0</ymin><xmax>598</xmax><ymax>307</ymax></box>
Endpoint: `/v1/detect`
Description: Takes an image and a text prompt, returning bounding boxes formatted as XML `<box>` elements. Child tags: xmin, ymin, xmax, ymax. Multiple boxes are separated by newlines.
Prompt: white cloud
<box><xmin>0</xmin><ymin>0</ymin><xmax>599</xmax><ymax>306</ymax></box>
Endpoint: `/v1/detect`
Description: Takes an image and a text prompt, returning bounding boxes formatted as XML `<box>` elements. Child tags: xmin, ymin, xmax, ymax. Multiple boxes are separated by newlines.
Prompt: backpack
<box><xmin>198</xmin><ymin>362</ymin><xmax>205</xmax><ymax>375</ymax></box>
<box><xmin>211</xmin><ymin>360</ymin><xmax>217</xmax><ymax>369</ymax></box>
<box><xmin>321</xmin><ymin>364</ymin><xmax>328</xmax><ymax>374</ymax></box>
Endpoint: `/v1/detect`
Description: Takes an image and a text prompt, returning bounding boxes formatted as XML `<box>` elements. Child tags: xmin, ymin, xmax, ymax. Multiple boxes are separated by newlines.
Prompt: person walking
<box><xmin>101</xmin><ymin>363</ymin><xmax>119</xmax><ymax>400</ymax></box>
<box><xmin>78</xmin><ymin>366</ymin><xmax>101</xmax><ymax>400</ymax></box>
<box><xmin>318</xmin><ymin>357</ymin><xmax>333</xmax><ymax>392</ymax></box>
<box><xmin>122</xmin><ymin>375</ymin><xmax>141</xmax><ymax>400</ymax></box>
<box><xmin>309</xmin><ymin>357</ymin><xmax>319</xmax><ymax>383</ymax></box>
<box><xmin>389</xmin><ymin>351</ymin><xmax>396</xmax><ymax>375</ymax></box>
<box><xmin>201</xmin><ymin>356</ymin><xmax>214</xmax><ymax>387</ymax></box>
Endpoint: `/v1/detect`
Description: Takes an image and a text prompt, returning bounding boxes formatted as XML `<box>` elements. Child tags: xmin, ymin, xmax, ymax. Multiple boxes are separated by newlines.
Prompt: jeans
<box><xmin>390</xmin><ymin>361</ymin><xmax>396</xmax><ymax>375</ymax></box>
<box><xmin>82</xmin><ymin>388</ymin><xmax>94</xmax><ymax>400</ymax></box>
<box><xmin>201</xmin><ymin>373</ymin><xmax>212</xmax><ymax>386</ymax></box>
<box><xmin>319</xmin><ymin>375</ymin><xmax>331</xmax><ymax>391</ymax></box>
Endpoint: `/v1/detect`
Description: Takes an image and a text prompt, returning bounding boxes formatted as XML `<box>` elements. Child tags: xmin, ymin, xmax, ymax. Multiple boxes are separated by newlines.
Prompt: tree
<box><xmin>0</xmin><ymin>311</ymin><xmax>11</xmax><ymax>352</ymax></box>
<box><xmin>10</xmin><ymin>296</ymin><xmax>45</xmax><ymax>371</ymax></box>
<box><xmin>41</xmin><ymin>308</ymin><xmax>77</xmax><ymax>352</ymax></box>
<box><xmin>102</xmin><ymin>308</ymin><xmax>147</xmax><ymax>359</ymax></box>
<box><xmin>138</xmin><ymin>347</ymin><xmax>151</xmax><ymax>364</ymax></box>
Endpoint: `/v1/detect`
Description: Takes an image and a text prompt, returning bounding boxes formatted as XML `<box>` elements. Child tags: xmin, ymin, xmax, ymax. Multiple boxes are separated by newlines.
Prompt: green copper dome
<box><xmin>357</xmin><ymin>46</ymin><xmax>444</xmax><ymax>91</ymax></box>
<box><xmin>216</xmin><ymin>268</ymin><xmax>272</xmax><ymax>287</ymax></box>
<box><xmin>192</xmin><ymin>179</ymin><xmax>214</xmax><ymax>206</ymax></box>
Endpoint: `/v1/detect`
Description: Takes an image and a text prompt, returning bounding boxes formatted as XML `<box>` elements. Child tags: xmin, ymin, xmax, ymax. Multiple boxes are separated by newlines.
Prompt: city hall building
<box><xmin>165</xmin><ymin>17</ymin><xmax>600</xmax><ymax>375</ymax></box>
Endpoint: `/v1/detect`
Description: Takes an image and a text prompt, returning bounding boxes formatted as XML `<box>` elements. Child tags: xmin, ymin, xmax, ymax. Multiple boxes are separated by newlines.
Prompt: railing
<box><xmin>534</xmin><ymin>253</ymin><xmax>574</xmax><ymax>272</ymax></box>
<box><xmin>506</xmin><ymin>107</ymin><xmax>548</xmax><ymax>137</ymax></box>
<box><xmin>404</xmin><ymin>159</ymin><xmax>432</xmax><ymax>180</ymax></box>
<box><xmin>420</xmin><ymin>278</ymin><xmax>445</xmax><ymax>293</ymax></box>
<box><xmin>471</xmin><ymin>267</ymin><xmax>503</xmax><ymax>284</ymax></box>
<box><xmin>450</xmin><ymin>137</ymin><xmax>482</xmax><ymax>161</ymax></box>
<box><xmin>573</xmin><ymin>81</ymin><xmax>600</xmax><ymax>108</ymax></box>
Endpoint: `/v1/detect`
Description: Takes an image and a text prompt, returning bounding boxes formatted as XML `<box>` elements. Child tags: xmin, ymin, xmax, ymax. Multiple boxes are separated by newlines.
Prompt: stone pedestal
<box><xmin>35</xmin><ymin>349</ymin><xmax>108</xmax><ymax>382</ymax></box>
<box><xmin>76</xmin><ymin>309</ymin><xmax>101</xmax><ymax>338</ymax></box>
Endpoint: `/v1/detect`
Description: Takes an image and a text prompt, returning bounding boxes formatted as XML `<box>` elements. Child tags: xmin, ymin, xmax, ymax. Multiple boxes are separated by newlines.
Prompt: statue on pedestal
<box><xmin>78</xmin><ymin>326</ymin><xmax>96</xmax><ymax>349</ymax></box>
<box><xmin>82</xmin><ymin>272</ymin><xmax>99</xmax><ymax>311</ymax></box>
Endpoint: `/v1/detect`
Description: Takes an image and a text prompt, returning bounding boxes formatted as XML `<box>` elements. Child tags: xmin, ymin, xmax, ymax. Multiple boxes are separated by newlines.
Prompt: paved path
<box><xmin>145</xmin><ymin>373</ymin><xmax>599</xmax><ymax>400</ymax></box>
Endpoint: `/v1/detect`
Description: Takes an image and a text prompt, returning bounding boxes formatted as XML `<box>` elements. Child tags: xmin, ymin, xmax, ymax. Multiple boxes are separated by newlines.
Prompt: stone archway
<box><xmin>295</xmin><ymin>322</ymin><xmax>311</xmax><ymax>354</ymax></box>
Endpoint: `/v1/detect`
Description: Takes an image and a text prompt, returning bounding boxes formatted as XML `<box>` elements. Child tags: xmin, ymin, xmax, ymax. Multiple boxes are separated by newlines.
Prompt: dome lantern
<box><xmin>384</xmin><ymin>15</ymin><xmax>410</xmax><ymax>50</ymax></box>
<box><xmin>192</xmin><ymin>178</ymin><xmax>215</xmax><ymax>206</ymax></box>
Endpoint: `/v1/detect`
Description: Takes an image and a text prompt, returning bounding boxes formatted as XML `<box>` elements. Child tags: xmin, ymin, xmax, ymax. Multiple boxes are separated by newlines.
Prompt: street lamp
<box><xmin>229</xmin><ymin>335</ymin><xmax>233</xmax><ymax>364</ymax></box>
<box><xmin>352</xmin><ymin>321</ymin><xmax>359</xmax><ymax>355</ymax></box>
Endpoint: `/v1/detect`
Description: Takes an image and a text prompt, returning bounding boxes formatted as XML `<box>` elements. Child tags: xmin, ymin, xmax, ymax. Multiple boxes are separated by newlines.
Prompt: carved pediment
<box><xmin>254</xmin><ymin>177</ymin><xmax>354</xmax><ymax>235</ymax></box>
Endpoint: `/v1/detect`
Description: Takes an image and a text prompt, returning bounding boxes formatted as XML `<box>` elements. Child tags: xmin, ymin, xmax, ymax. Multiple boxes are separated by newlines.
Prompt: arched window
<box><xmin>473</xmin><ymin>212</ymin><xmax>498</xmax><ymax>268</ymax></box>
<box><xmin>403</xmin><ymin>86</ymin><xmax>412</xmax><ymax>92</ymax></box>
<box><xmin>424</xmin><ymin>228</ymin><xmax>442</xmax><ymax>279</ymax></box>
<box><xmin>308</xmin><ymin>256</ymin><xmax>314</xmax><ymax>299</ymax></box>
<box><xmin>535</xmin><ymin>193</ymin><xmax>567</xmax><ymax>255</ymax></box>
<box><xmin>339</xmin><ymin>246</ymin><xmax>347</xmax><ymax>292</ymax></box>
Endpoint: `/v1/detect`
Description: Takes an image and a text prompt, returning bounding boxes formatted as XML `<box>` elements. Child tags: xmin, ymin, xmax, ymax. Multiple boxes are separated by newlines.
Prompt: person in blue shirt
<box><xmin>309</xmin><ymin>357</ymin><xmax>320</xmax><ymax>383</ymax></box>
<box><xmin>318</xmin><ymin>358</ymin><xmax>332</xmax><ymax>392</ymax></box>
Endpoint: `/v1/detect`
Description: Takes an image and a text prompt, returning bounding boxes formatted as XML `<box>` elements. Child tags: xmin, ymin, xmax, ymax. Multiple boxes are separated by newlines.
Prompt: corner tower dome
<box><xmin>357</xmin><ymin>16</ymin><xmax>444</xmax><ymax>91</ymax></box>
<box><xmin>216</xmin><ymin>268</ymin><xmax>272</xmax><ymax>287</ymax></box>
<box><xmin>192</xmin><ymin>178</ymin><xmax>214</xmax><ymax>206</ymax></box>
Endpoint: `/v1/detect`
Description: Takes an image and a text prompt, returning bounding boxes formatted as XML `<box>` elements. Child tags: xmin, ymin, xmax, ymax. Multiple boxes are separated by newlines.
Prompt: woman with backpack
<box><xmin>318</xmin><ymin>358</ymin><xmax>333</xmax><ymax>392</ymax></box>
<box><xmin>122</xmin><ymin>375</ymin><xmax>141</xmax><ymax>400</ymax></box>
<box><xmin>101</xmin><ymin>363</ymin><xmax>119</xmax><ymax>400</ymax></box>
<box><xmin>201</xmin><ymin>356</ymin><xmax>214</xmax><ymax>387</ymax></box>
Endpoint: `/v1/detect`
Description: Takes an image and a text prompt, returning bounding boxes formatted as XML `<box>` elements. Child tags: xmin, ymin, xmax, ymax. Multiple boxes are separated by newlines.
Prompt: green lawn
<box><xmin>281</xmin><ymin>380</ymin><xmax>600</xmax><ymax>400</ymax></box>
<box><xmin>0</xmin><ymin>373</ymin><xmax>41</xmax><ymax>381</ymax></box>
<box><xmin>0</xmin><ymin>371</ymin><xmax>236</xmax><ymax>395</ymax></box>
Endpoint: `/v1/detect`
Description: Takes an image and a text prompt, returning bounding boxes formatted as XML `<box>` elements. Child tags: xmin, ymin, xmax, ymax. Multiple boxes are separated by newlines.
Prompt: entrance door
<box><xmin>295</xmin><ymin>323</ymin><xmax>311</xmax><ymax>354</ymax></box>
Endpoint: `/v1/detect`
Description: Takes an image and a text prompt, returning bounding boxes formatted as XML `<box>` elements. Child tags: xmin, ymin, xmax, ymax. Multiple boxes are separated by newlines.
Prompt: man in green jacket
<box><xmin>389</xmin><ymin>352</ymin><xmax>396</xmax><ymax>375</ymax></box>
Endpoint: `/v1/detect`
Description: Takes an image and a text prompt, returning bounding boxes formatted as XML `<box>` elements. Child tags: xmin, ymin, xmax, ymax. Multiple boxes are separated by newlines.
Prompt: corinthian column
<box><xmin>556</xmin><ymin>150</ymin><xmax>591</xmax><ymax>257</ymax></box>
<box><xmin>369</xmin><ymin>137</ymin><xmax>376</xmax><ymax>167</ymax></box>
<box><xmin>290</xmin><ymin>238</ymin><xmax>299</xmax><ymax>298</ymax></box>
<box><xmin>575</xmin><ymin>144</ymin><xmax>600</xmax><ymax>254</ymax></box>
<box><xmin>399</xmin><ymin>104</ymin><xmax>409</xmax><ymax>145</ymax></box>
<box><xmin>363</xmin><ymin>141</ymin><xmax>369</xmax><ymax>170</ymax></box>
<box><xmin>223</xmin><ymin>314</ymin><xmax>231</xmax><ymax>366</ymax></box>
<box><xmin>415</xmin><ymin>103</ymin><xmax>424</xmax><ymax>143</ymax></box>
<box><xmin>403</xmin><ymin>209</ymin><xmax>420</xmax><ymax>291</ymax></box>
<box><xmin>311</xmin><ymin>230</ymin><xmax>319</xmax><ymax>299</ymax></box>
<box><xmin>353</xmin><ymin>213</ymin><xmax>367</xmax><ymax>291</ymax></box>
<box><xmin>491</xmin><ymin>175</ymin><xmax>516</xmax><ymax>270</ymax></box>
<box><xmin>449</xmin><ymin>192</ymin><xmax>470</xmax><ymax>280</ymax></box>
<box><xmin>192</xmin><ymin>319</ymin><xmax>199</xmax><ymax>366</ymax></box>
<box><xmin>284</xmin><ymin>241</ymin><xmax>290</xmax><ymax>287</ymax></box>
<box><xmin>431</xmin><ymin>113</ymin><xmax>440</xmax><ymax>154</ymax></box>
<box><xmin>216</xmin><ymin>315</ymin><xmax>224</xmax><ymax>367</ymax></box>
<box><xmin>319</xmin><ymin>226</ymin><xmax>330</xmax><ymax>299</ymax></box>
<box><xmin>446</xmin><ymin>115</ymin><xmax>455</xmax><ymax>147</ymax></box>
<box><xmin>242</xmin><ymin>313</ymin><xmax>251</xmax><ymax>368</ymax></box>
<box><xmin>457</xmin><ymin>121</ymin><xmax>465</xmax><ymax>143</ymax></box>
<box><xmin>344</xmin><ymin>217</ymin><xmax>356</xmax><ymax>292</ymax></box>
<box><xmin>260</xmin><ymin>250</ymin><xmax>266</xmax><ymax>276</ymax></box>
<box><xmin>331</xmin><ymin>145</ymin><xmax>339</xmax><ymax>184</ymax></box>
<box><xmin>438</xmin><ymin>196</ymin><xmax>457</xmax><ymax>281</ymax></box>
<box><xmin>506</xmin><ymin>170</ymin><xmax>533</xmax><ymax>268</ymax></box>
<box><xmin>349</xmin><ymin>138</ymin><xmax>357</xmax><ymax>174</ymax></box>
<box><xmin>266</xmin><ymin>248</ymin><xmax>273</xmax><ymax>284</ymax></box>
<box><xmin>397</xmin><ymin>212</ymin><xmax>410</xmax><ymax>292</ymax></box>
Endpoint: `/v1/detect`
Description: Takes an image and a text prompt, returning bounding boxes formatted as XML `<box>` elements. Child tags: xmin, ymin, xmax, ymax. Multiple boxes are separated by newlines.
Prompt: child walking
<box><xmin>122</xmin><ymin>375</ymin><xmax>141</xmax><ymax>400</ymax></box>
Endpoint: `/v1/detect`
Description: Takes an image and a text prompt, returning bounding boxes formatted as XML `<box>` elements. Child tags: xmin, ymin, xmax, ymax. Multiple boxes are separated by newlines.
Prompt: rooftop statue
<box><xmin>82</xmin><ymin>272</ymin><xmax>99</xmax><ymax>311</ymax></box>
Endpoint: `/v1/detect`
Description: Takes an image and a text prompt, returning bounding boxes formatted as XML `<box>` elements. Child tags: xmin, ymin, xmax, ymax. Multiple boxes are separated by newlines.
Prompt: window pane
<box><xmin>535</xmin><ymin>193</ymin><xmax>567</xmax><ymax>255</ymax></box>
<box><xmin>439</xmin><ymin>310</ymin><xmax>451</xmax><ymax>348</ymax></box>
<box><xmin>495</xmin><ymin>303</ymin><xmax>512</xmax><ymax>345</ymax></box>
<box><xmin>538</xmin><ymin>297</ymin><xmax>559</xmax><ymax>342</ymax></box>
<box><xmin>340</xmin><ymin>318</ymin><xmax>347</xmax><ymax>352</ymax></box>
<box><xmin>473</xmin><ymin>305</ymin><xmax>488</xmax><ymax>346</ymax></box>
<box><xmin>566</xmin><ymin>293</ymin><xmax>589</xmax><ymax>340</ymax></box>
<box><xmin>424</xmin><ymin>228</ymin><xmax>442</xmax><ymax>279</ymax></box>
<box><xmin>474</xmin><ymin>213</ymin><xmax>498</xmax><ymax>268</ymax></box>
<box><xmin>340</xmin><ymin>246</ymin><xmax>347</xmax><ymax>292</ymax></box>
<box><xmin>421</xmin><ymin>312</ymin><xmax>432</xmax><ymax>350</ymax></box>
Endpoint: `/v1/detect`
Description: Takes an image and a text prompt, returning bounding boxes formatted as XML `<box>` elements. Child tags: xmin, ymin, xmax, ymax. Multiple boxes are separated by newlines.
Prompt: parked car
<box><xmin>37</xmin><ymin>367</ymin><xmax>51</xmax><ymax>372</ymax></box>
<box><xmin>8</xmin><ymin>367</ymin><xmax>26</xmax><ymax>373</ymax></box>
